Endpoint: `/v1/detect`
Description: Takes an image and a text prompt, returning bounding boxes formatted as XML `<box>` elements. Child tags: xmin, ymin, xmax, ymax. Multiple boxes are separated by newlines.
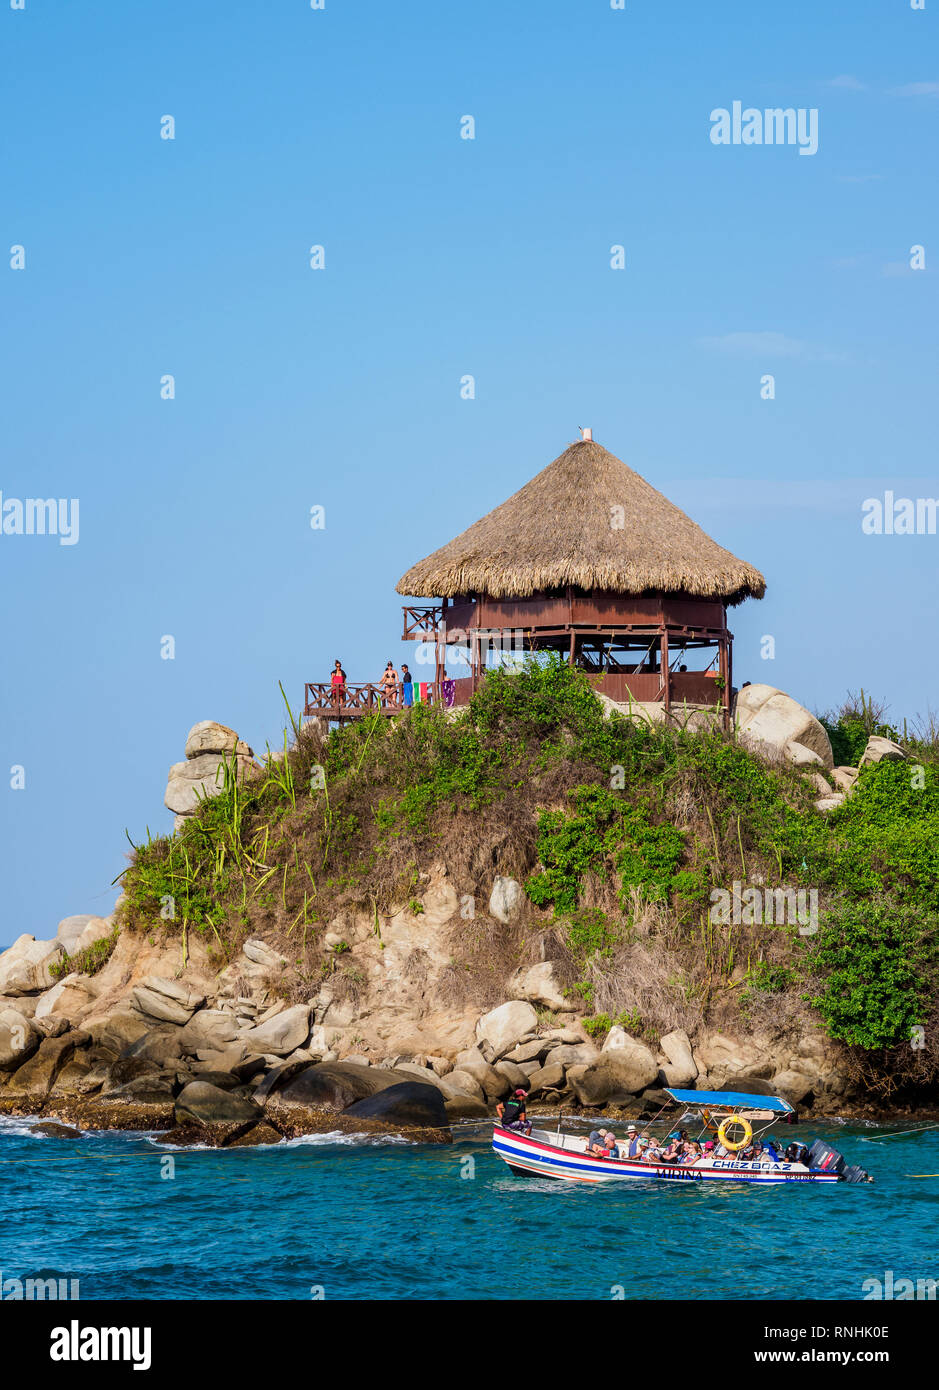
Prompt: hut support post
<box><xmin>661</xmin><ymin>630</ymin><xmax>670</xmax><ymax>713</ymax></box>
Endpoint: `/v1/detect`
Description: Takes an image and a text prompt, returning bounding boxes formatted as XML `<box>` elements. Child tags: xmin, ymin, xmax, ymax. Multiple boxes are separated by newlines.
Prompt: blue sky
<box><xmin>1</xmin><ymin>0</ymin><xmax>937</xmax><ymax>946</ymax></box>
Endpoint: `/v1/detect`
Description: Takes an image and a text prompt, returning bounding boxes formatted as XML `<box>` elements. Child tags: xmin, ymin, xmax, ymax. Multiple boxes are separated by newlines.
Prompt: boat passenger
<box><xmin>660</xmin><ymin>1136</ymin><xmax>682</xmax><ymax>1164</ymax></box>
<box><xmin>496</xmin><ymin>1088</ymin><xmax>532</xmax><ymax>1135</ymax></box>
<box><xmin>587</xmin><ymin>1129</ymin><xmax>607</xmax><ymax>1155</ymax></box>
<box><xmin>624</xmin><ymin>1124</ymin><xmax>643</xmax><ymax>1159</ymax></box>
<box><xmin>587</xmin><ymin>1129</ymin><xmax>617</xmax><ymax>1156</ymax></box>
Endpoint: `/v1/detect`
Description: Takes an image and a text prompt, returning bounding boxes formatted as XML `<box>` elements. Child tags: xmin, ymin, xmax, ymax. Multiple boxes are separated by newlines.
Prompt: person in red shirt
<box><xmin>330</xmin><ymin>660</ymin><xmax>346</xmax><ymax>711</ymax></box>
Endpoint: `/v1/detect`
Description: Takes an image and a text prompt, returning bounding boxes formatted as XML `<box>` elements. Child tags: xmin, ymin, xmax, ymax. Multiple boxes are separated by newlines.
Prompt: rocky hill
<box><xmin>1</xmin><ymin>664</ymin><xmax>936</xmax><ymax>1145</ymax></box>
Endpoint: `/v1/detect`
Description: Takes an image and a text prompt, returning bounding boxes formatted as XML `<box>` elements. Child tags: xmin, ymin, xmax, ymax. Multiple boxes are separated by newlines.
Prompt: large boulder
<box><xmin>55</xmin><ymin>916</ymin><xmax>113</xmax><ymax>960</ymax></box>
<box><xmin>84</xmin><ymin>1010</ymin><xmax>151</xmax><ymax>1055</ymax></box>
<box><xmin>184</xmin><ymin>721</ymin><xmax>253</xmax><ymax>761</ymax></box>
<box><xmin>494</xmin><ymin>1059</ymin><xmax>532</xmax><ymax>1092</ymax></box>
<box><xmin>174</xmin><ymin>1081</ymin><xmax>261</xmax><ymax>1127</ymax></box>
<box><xmin>785</xmin><ymin>742</ymin><xmax>824</xmax><ymax>767</ymax></box>
<box><xmin>453</xmin><ymin>1047</ymin><xmax>509</xmax><ymax>1101</ymax></box>
<box><xmin>165</xmin><ymin>753</ymin><xmax>255</xmax><ymax>817</ymax></box>
<box><xmin>571</xmin><ymin>1032</ymin><xmax>659</xmax><ymax>1104</ymax></box>
<box><xmin>475</xmin><ymin>1001</ymin><xmax>539</xmax><ymax>1057</ymax></box>
<box><xmin>242</xmin><ymin>938</ymin><xmax>288</xmax><ymax>970</ymax></box>
<box><xmin>7</xmin><ymin>1031</ymin><xmax>90</xmax><ymax>1100</ymax></box>
<box><xmin>441</xmin><ymin>1068</ymin><xmax>485</xmax><ymax>1100</ymax></box>
<box><xmin>735</xmin><ymin>684</ymin><xmax>833</xmax><ymax>769</ymax></box>
<box><xmin>772</xmin><ymin>1069</ymin><xmax>815</xmax><ymax>1105</ymax></box>
<box><xmin>489</xmin><ymin>877</ymin><xmax>524</xmax><ymax>925</ymax></box>
<box><xmin>275</xmin><ymin>1062</ymin><xmax>410</xmax><ymax>1112</ymax></box>
<box><xmin>241</xmin><ymin>1004</ymin><xmax>310</xmax><ymax>1057</ymax></box>
<box><xmin>506</xmin><ymin>1038</ymin><xmax>557</xmax><ymax>1064</ymax></box>
<box><xmin>251</xmin><ymin>1057</ymin><xmax>318</xmax><ymax>1103</ymax></box>
<box><xmin>695</xmin><ymin>1034</ymin><xmax>772</xmax><ymax>1087</ymax></box>
<box><xmin>659</xmin><ymin>1029</ymin><xmax>697</xmax><ymax>1088</ymax></box>
<box><xmin>343</xmin><ymin>1081</ymin><xmax>449</xmax><ymax>1130</ymax></box>
<box><xmin>0</xmin><ymin>935</ymin><xmax>66</xmax><ymax>996</ymax></box>
<box><xmin>179</xmin><ymin>1009</ymin><xmax>240</xmax><ymax>1054</ymax></box>
<box><xmin>548</xmin><ymin>1042</ymin><xmax>599</xmax><ymax>1068</ymax></box>
<box><xmin>0</xmin><ymin>1006</ymin><xmax>41</xmax><ymax>1071</ymax></box>
<box><xmin>121</xmin><ymin>1026</ymin><xmax>184</xmax><ymax>1068</ymax></box>
<box><xmin>445</xmin><ymin>1095</ymin><xmax>490</xmax><ymax>1121</ymax></box>
<box><xmin>34</xmin><ymin>975</ymin><xmax>100</xmax><ymax>1026</ymax></box>
<box><xmin>55</xmin><ymin>915</ymin><xmax>113</xmax><ymax>953</ymax></box>
<box><xmin>526</xmin><ymin>1061</ymin><xmax>566</xmax><ymax>1096</ymax></box>
<box><xmin>859</xmin><ymin>735</ymin><xmax>906</xmax><ymax>767</ymax></box>
<box><xmin>508</xmin><ymin>962</ymin><xmax>576</xmax><ymax>1013</ymax></box>
<box><xmin>132</xmin><ymin>976</ymin><xmax>205</xmax><ymax>1025</ymax></box>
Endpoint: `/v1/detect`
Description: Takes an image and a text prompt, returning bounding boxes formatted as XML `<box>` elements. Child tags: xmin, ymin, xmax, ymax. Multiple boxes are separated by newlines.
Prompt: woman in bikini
<box><xmin>380</xmin><ymin>660</ymin><xmax>399</xmax><ymax>709</ymax></box>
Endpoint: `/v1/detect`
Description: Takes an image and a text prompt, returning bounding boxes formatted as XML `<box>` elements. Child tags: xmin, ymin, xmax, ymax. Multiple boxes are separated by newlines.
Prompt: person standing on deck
<box><xmin>331</xmin><ymin>660</ymin><xmax>346</xmax><ymax>712</ymax></box>
<box><xmin>400</xmin><ymin>664</ymin><xmax>413</xmax><ymax>707</ymax></box>
<box><xmin>380</xmin><ymin>660</ymin><xmax>399</xmax><ymax>708</ymax></box>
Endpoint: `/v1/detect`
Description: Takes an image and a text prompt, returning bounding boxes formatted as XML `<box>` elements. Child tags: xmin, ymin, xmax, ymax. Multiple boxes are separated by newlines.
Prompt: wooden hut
<box><xmin>395</xmin><ymin>431</ymin><xmax>765</xmax><ymax>725</ymax></box>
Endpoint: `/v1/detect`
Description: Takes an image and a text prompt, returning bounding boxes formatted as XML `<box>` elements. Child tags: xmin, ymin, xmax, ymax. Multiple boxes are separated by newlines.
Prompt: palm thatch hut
<box><xmin>396</xmin><ymin>431</ymin><xmax>765</xmax><ymax>724</ymax></box>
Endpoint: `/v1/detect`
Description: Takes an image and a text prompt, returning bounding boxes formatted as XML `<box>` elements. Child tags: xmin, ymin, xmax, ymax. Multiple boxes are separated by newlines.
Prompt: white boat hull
<box><xmin>492</xmin><ymin>1125</ymin><xmax>842</xmax><ymax>1185</ymax></box>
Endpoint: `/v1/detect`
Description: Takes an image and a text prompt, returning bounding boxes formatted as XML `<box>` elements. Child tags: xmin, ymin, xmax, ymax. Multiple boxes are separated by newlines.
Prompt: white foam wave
<box><xmin>0</xmin><ymin>1113</ymin><xmax>43</xmax><ymax>1139</ymax></box>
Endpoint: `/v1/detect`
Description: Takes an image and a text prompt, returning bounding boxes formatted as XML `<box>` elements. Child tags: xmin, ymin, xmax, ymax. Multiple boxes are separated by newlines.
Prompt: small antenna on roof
<box><xmin>580</xmin><ymin>426</ymin><xmax>592</xmax><ymax>441</ymax></box>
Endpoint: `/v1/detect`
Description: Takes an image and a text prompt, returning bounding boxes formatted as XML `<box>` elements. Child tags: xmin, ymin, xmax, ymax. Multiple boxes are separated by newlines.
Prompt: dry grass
<box><xmin>396</xmin><ymin>437</ymin><xmax>765</xmax><ymax>605</ymax></box>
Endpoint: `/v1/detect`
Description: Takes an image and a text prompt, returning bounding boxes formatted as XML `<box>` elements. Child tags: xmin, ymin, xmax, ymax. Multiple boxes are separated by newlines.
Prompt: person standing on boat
<box><xmin>496</xmin><ymin>1088</ymin><xmax>531</xmax><ymax>1135</ymax></box>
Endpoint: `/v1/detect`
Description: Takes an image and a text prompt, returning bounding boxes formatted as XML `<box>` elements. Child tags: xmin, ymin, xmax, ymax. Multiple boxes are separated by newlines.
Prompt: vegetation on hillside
<box><xmin>117</xmin><ymin>661</ymin><xmax>939</xmax><ymax>1096</ymax></box>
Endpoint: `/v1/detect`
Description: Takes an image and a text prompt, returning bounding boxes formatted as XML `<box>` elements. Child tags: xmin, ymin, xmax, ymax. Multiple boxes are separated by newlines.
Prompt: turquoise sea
<box><xmin>0</xmin><ymin>1116</ymin><xmax>935</xmax><ymax>1301</ymax></box>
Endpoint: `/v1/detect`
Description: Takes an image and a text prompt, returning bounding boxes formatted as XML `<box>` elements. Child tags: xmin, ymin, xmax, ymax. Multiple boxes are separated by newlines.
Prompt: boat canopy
<box><xmin>665</xmin><ymin>1088</ymin><xmax>795</xmax><ymax>1115</ymax></box>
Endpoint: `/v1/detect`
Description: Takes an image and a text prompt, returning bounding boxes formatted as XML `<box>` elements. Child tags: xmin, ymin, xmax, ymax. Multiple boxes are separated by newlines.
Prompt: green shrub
<box><xmin>50</xmin><ymin>927</ymin><xmax>120</xmax><ymax>981</ymax></box>
<box><xmin>526</xmin><ymin>784</ymin><xmax>687</xmax><ymax>915</ymax></box>
<box><xmin>806</xmin><ymin>899</ymin><xmax>937</xmax><ymax>1050</ymax></box>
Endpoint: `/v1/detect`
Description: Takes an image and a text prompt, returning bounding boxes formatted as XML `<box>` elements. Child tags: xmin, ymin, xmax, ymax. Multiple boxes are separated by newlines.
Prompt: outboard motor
<box><xmin>840</xmin><ymin>1164</ymin><xmax>872</xmax><ymax>1183</ymax></box>
<box><xmin>785</xmin><ymin>1141</ymin><xmax>810</xmax><ymax>1165</ymax></box>
<box><xmin>806</xmin><ymin>1139</ymin><xmax>845</xmax><ymax>1174</ymax></box>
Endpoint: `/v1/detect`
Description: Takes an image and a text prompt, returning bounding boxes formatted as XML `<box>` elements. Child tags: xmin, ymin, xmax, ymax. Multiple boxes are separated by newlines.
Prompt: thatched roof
<box><xmin>396</xmin><ymin>437</ymin><xmax>766</xmax><ymax>605</ymax></box>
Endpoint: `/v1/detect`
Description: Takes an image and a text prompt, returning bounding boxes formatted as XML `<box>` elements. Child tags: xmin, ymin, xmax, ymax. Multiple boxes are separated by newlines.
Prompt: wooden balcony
<box><xmin>401</xmin><ymin>605</ymin><xmax>443</xmax><ymax>640</ymax></box>
<box><xmin>303</xmin><ymin>682</ymin><xmax>401</xmax><ymax>721</ymax></box>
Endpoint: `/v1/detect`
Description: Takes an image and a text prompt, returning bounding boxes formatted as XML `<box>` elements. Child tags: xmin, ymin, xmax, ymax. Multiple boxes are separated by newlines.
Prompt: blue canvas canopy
<box><xmin>665</xmin><ymin>1088</ymin><xmax>794</xmax><ymax>1115</ymax></box>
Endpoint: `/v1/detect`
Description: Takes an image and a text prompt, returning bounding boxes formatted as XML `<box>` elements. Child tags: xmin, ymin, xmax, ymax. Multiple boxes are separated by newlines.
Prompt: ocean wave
<box><xmin>282</xmin><ymin>1130</ymin><xmax>414</xmax><ymax>1148</ymax></box>
<box><xmin>0</xmin><ymin>1113</ymin><xmax>43</xmax><ymax>1139</ymax></box>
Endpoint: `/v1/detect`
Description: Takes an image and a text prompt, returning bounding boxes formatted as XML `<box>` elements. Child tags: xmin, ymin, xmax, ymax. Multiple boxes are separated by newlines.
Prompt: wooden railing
<box><xmin>304</xmin><ymin>682</ymin><xmax>397</xmax><ymax>716</ymax></box>
<box><xmin>401</xmin><ymin>605</ymin><xmax>443</xmax><ymax>640</ymax></box>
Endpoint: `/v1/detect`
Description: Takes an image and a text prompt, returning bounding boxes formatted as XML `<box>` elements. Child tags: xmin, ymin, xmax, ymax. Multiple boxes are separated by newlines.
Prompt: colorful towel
<box><xmin>442</xmin><ymin>679</ymin><xmax>455</xmax><ymax>708</ymax></box>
